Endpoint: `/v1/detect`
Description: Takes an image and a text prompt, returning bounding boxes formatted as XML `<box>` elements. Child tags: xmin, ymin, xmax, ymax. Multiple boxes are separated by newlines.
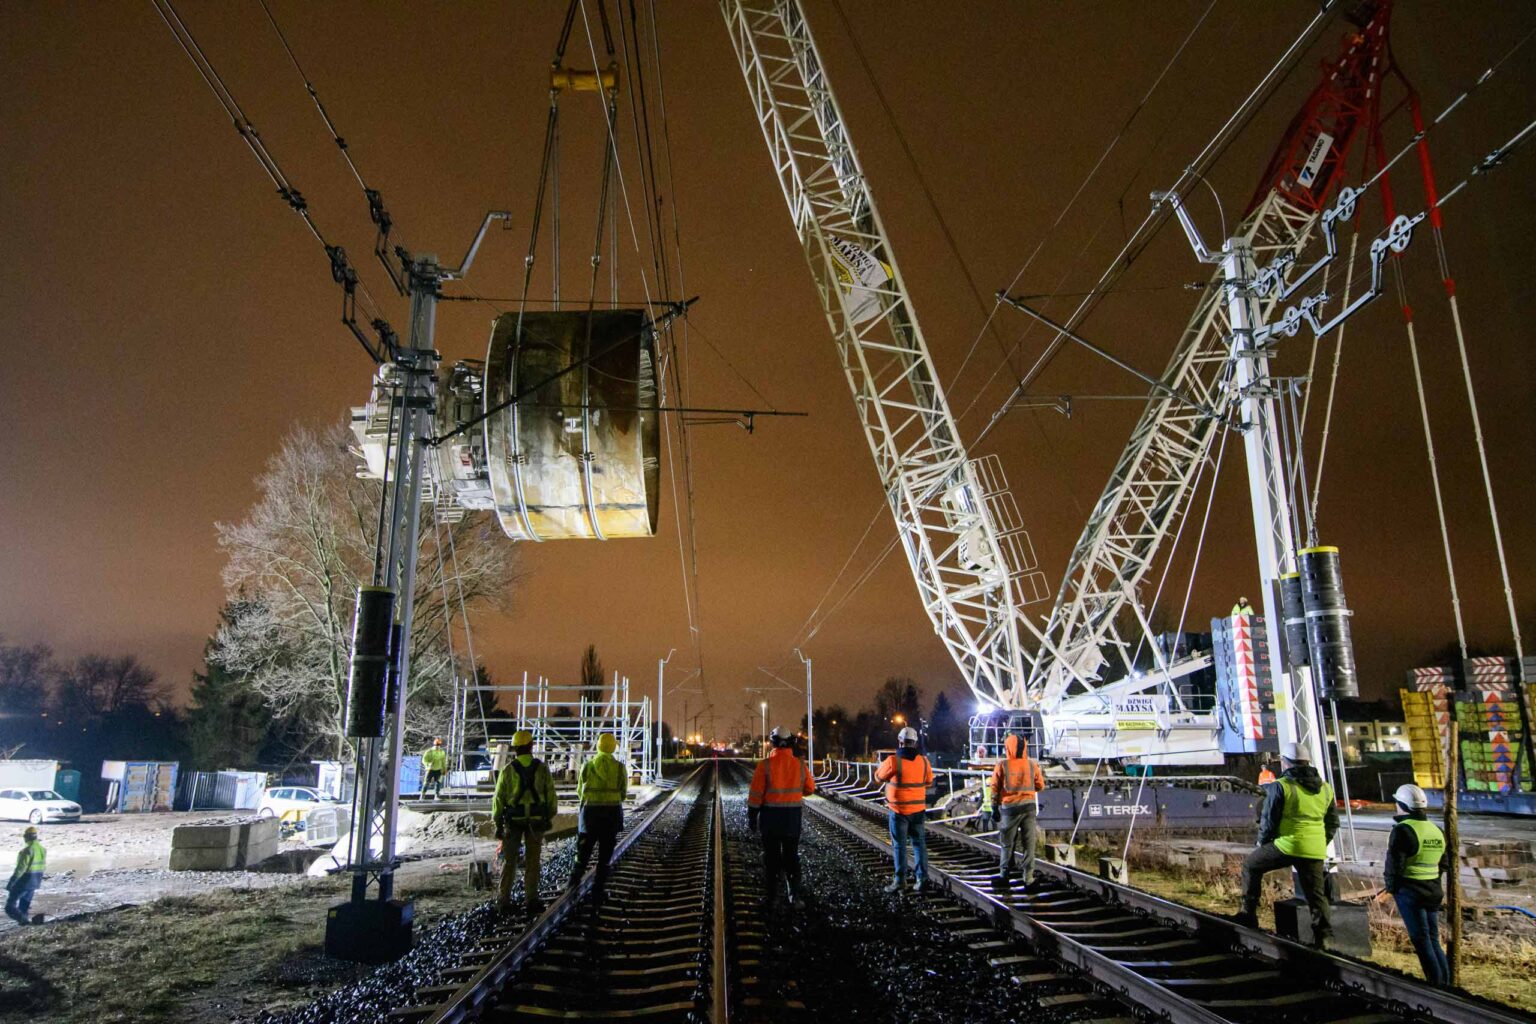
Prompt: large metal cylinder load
<box><xmin>345</xmin><ymin>586</ymin><xmax>395</xmax><ymax>738</ymax></box>
<box><xmin>1298</xmin><ymin>546</ymin><xmax>1358</xmax><ymax>700</ymax></box>
<box><xmin>1278</xmin><ymin>572</ymin><xmax>1310</xmax><ymax>671</ymax></box>
<box><xmin>484</xmin><ymin>310</ymin><xmax>661</xmax><ymax>541</ymax></box>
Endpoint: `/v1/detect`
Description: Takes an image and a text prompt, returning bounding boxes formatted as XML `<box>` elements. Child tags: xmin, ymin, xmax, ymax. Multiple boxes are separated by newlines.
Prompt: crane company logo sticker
<box><xmin>827</xmin><ymin>235</ymin><xmax>892</xmax><ymax>325</ymax></box>
<box><xmin>1087</xmin><ymin>803</ymin><xmax>1152</xmax><ymax>817</ymax></box>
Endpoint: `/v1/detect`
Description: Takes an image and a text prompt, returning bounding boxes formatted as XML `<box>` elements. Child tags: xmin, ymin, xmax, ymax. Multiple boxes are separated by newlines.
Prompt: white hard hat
<box><xmin>769</xmin><ymin>726</ymin><xmax>793</xmax><ymax>745</ymax></box>
<box><xmin>898</xmin><ymin>726</ymin><xmax>919</xmax><ymax>745</ymax></box>
<box><xmin>1281</xmin><ymin>742</ymin><xmax>1310</xmax><ymax>764</ymax></box>
<box><xmin>1393</xmin><ymin>783</ymin><xmax>1428</xmax><ymax>810</ymax></box>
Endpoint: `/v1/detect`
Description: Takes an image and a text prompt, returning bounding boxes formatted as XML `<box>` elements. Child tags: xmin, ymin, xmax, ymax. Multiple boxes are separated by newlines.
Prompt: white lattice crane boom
<box><xmin>720</xmin><ymin>0</ymin><xmax>1050</xmax><ymax>711</ymax></box>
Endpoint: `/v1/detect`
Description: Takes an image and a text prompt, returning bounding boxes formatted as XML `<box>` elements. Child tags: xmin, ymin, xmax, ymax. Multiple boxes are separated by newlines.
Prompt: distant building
<box><xmin>1327</xmin><ymin>718</ymin><xmax>1410</xmax><ymax>763</ymax></box>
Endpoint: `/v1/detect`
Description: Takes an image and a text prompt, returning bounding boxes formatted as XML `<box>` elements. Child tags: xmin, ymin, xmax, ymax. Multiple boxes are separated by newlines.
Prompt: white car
<box><xmin>0</xmin><ymin>789</ymin><xmax>82</xmax><ymax>824</ymax></box>
<box><xmin>256</xmin><ymin>786</ymin><xmax>337</xmax><ymax>828</ymax></box>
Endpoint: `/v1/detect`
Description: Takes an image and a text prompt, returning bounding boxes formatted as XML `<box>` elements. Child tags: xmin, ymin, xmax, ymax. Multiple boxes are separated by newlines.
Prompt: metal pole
<box><xmin>659</xmin><ymin>649</ymin><xmax>674</xmax><ymax>770</ymax></box>
<box><xmin>376</xmin><ymin>260</ymin><xmax>438</xmax><ymax>901</ymax></box>
<box><xmin>797</xmin><ymin>648</ymin><xmax>814</xmax><ymax>769</ymax></box>
<box><xmin>760</xmin><ymin>701</ymin><xmax>767</xmax><ymax>757</ymax></box>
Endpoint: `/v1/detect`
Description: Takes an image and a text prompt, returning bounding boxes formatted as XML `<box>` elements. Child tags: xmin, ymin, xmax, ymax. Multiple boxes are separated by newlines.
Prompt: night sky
<box><xmin>3</xmin><ymin>2</ymin><xmax>1533</xmax><ymax>740</ymax></box>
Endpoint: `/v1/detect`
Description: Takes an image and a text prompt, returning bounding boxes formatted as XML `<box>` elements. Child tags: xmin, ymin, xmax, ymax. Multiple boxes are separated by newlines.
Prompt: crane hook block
<box><xmin>550</xmin><ymin>63</ymin><xmax>619</xmax><ymax>93</ymax></box>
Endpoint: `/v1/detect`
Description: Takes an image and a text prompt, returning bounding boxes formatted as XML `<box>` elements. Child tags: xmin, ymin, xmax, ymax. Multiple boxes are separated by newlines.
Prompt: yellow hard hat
<box><xmin>511</xmin><ymin>729</ymin><xmax>534</xmax><ymax>747</ymax></box>
<box><xmin>23</xmin><ymin>826</ymin><xmax>38</xmax><ymax>840</ymax></box>
<box><xmin>597</xmin><ymin>734</ymin><xmax>618</xmax><ymax>754</ymax></box>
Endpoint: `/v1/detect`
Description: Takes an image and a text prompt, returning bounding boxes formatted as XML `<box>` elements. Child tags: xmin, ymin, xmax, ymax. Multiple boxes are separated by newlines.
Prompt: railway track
<box><xmin>324</xmin><ymin>760</ymin><xmax>1528</xmax><ymax>1024</ymax></box>
<box><xmin>811</xmin><ymin>772</ymin><xmax>1534</xmax><ymax>1024</ymax></box>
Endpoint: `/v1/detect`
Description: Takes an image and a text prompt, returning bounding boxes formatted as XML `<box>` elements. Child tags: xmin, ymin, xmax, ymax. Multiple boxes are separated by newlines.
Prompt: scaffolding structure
<box><xmin>452</xmin><ymin>670</ymin><xmax>656</xmax><ymax>783</ymax></box>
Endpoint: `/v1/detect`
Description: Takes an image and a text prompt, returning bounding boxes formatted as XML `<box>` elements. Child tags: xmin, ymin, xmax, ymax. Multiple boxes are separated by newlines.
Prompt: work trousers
<box><xmin>1240</xmin><ymin>842</ymin><xmax>1331</xmax><ymax>940</ymax></box>
<box><xmin>423</xmin><ymin>769</ymin><xmax>444</xmax><ymax>798</ymax></box>
<box><xmin>4</xmin><ymin>875</ymin><xmax>39</xmax><ymax>924</ymax></box>
<box><xmin>762</xmin><ymin>832</ymin><xmax>802</xmax><ymax>897</ymax></box>
<box><xmin>997</xmin><ymin>802</ymin><xmax>1038</xmax><ymax>881</ymax></box>
<box><xmin>499</xmin><ymin>823</ymin><xmax>544</xmax><ymax>906</ymax></box>
<box><xmin>1394</xmin><ymin>889</ymin><xmax>1449</xmax><ymax>986</ymax></box>
<box><xmin>573</xmin><ymin>823</ymin><xmax>620</xmax><ymax>894</ymax></box>
<box><xmin>887</xmin><ymin>810</ymin><xmax>928</xmax><ymax>882</ymax></box>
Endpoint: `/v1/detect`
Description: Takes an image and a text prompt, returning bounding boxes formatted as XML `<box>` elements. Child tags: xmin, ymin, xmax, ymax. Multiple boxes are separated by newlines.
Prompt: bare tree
<box><xmin>0</xmin><ymin>640</ymin><xmax>54</xmax><ymax>716</ymax></box>
<box><xmin>54</xmin><ymin>654</ymin><xmax>166</xmax><ymax>720</ymax></box>
<box><xmin>212</xmin><ymin>423</ymin><xmax>518</xmax><ymax>760</ymax></box>
<box><xmin>580</xmin><ymin>644</ymin><xmax>604</xmax><ymax>706</ymax></box>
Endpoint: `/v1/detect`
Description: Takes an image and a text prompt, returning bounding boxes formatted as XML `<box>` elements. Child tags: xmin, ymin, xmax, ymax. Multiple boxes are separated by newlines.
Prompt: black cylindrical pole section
<box><xmin>346</xmin><ymin>586</ymin><xmax>395</xmax><ymax>738</ymax></box>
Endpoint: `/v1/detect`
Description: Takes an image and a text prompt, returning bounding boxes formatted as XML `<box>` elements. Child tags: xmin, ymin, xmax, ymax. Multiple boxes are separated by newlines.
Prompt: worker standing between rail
<box><xmin>1384</xmin><ymin>783</ymin><xmax>1450</xmax><ymax>985</ymax></box>
<box><xmin>5</xmin><ymin>827</ymin><xmax>44</xmax><ymax>926</ymax></box>
<box><xmin>1234</xmin><ymin>742</ymin><xmax>1337</xmax><ymax>947</ymax></box>
<box><xmin>1232</xmin><ymin>596</ymin><xmax>1256</xmax><ymax>616</ymax></box>
<box><xmin>493</xmin><ymin>729</ymin><xmax>558</xmax><ymax>914</ymax></box>
<box><xmin>992</xmin><ymin>733</ymin><xmax>1045</xmax><ymax>887</ymax></box>
<box><xmin>875</xmin><ymin>726</ymin><xmax>933</xmax><ymax>893</ymax></box>
<box><xmin>1257</xmin><ymin>760</ymin><xmax>1277</xmax><ymax>785</ymax></box>
<box><xmin>569</xmin><ymin>733</ymin><xmax>627</xmax><ymax>901</ymax></box>
<box><xmin>421</xmin><ymin>737</ymin><xmax>448</xmax><ymax>800</ymax></box>
<box><xmin>748</xmin><ymin>726</ymin><xmax>816</xmax><ymax>905</ymax></box>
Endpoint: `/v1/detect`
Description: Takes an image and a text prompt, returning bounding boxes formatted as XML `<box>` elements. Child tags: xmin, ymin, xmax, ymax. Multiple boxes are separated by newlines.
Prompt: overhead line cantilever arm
<box><xmin>996</xmin><ymin>292</ymin><xmax>1220</xmax><ymax>421</ymax></box>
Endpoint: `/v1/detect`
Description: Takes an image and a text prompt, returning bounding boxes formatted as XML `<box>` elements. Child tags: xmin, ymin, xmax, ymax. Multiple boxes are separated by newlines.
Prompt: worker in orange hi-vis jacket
<box><xmin>747</xmin><ymin>726</ymin><xmax>816</xmax><ymax>906</ymax></box>
<box><xmin>874</xmin><ymin>726</ymin><xmax>934</xmax><ymax>893</ymax></box>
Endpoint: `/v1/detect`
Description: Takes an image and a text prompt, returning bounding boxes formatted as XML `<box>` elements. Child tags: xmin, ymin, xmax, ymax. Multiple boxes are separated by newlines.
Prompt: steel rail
<box><xmin>710</xmin><ymin>762</ymin><xmax>730</xmax><ymax>1024</ymax></box>
<box><xmin>814</xmin><ymin>788</ymin><xmax>1532</xmax><ymax>1024</ymax></box>
<box><xmin>422</xmin><ymin>764</ymin><xmax>706</xmax><ymax>1024</ymax></box>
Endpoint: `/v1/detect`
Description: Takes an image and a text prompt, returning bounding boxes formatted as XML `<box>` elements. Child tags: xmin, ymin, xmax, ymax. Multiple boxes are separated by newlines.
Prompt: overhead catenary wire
<box><xmin>151</xmin><ymin>0</ymin><xmax>394</xmax><ymax>362</ymax></box>
<box><xmin>974</xmin><ymin>1</ymin><xmax>1341</xmax><ymax>448</ymax></box>
<box><xmin>945</xmin><ymin>0</ymin><xmax>1220</xmax><ymax>396</ymax></box>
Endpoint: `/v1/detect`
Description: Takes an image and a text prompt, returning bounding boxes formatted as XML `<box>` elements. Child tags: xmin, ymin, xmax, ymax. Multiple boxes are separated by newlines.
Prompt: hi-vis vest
<box><xmin>1402</xmin><ymin>818</ymin><xmax>1446</xmax><ymax>881</ymax></box>
<box><xmin>13</xmin><ymin>840</ymin><xmax>44</xmax><ymax>880</ymax></box>
<box><xmin>1273</xmin><ymin>777</ymin><xmax>1334</xmax><ymax>859</ymax></box>
<box><xmin>579</xmin><ymin>752</ymin><xmax>627</xmax><ymax>807</ymax></box>
<box><xmin>749</xmin><ymin>749</ymin><xmax>815</xmax><ymax>809</ymax></box>
<box><xmin>880</xmin><ymin>754</ymin><xmax>932</xmax><ymax>815</ymax></box>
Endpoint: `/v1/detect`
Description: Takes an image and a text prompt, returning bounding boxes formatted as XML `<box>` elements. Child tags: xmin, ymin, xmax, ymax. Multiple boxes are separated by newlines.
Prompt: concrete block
<box><xmin>1273</xmin><ymin>898</ymin><xmax>1371</xmax><ymax>956</ymax></box>
<box><xmin>170</xmin><ymin>817</ymin><xmax>275</xmax><ymax>871</ymax></box>
<box><xmin>1043</xmin><ymin>843</ymin><xmax>1076</xmax><ymax>867</ymax></box>
<box><xmin>1190</xmin><ymin>852</ymin><xmax>1224</xmax><ymax>872</ymax></box>
<box><xmin>1099</xmin><ymin>856</ymin><xmax>1128</xmax><ymax>884</ymax></box>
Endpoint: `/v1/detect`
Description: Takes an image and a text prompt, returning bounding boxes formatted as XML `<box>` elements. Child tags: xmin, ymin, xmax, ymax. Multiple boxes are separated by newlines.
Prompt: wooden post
<box><xmin>1442</xmin><ymin>714</ymin><xmax>1461</xmax><ymax>987</ymax></box>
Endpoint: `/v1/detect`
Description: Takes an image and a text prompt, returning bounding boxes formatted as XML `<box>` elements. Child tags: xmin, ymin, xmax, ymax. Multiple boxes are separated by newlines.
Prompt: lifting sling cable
<box><xmin>1307</xmin><ymin>231</ymin><xmax>1359</xmax><ymax>531</ymax></box>
<box><xmin>579</xmin><ymin>0</ymin><xmax>705</xmax><ymax>669</ymax></box>
<box><xmin>1397</xmin><ymin>259</ymin><xmax>1469</xmax><ymax>658</ymax></box>
<box><xmin>1425</xmin><ymin>200</ymin><xmax>1526</xmax><ymax>677</ymax></box>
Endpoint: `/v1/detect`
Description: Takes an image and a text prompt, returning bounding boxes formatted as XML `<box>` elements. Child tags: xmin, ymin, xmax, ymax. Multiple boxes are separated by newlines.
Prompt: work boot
<box><xmin>1230</xmin><ymin>910</ymin><xmax>1259</xmax><ymax>929</ymax></box>
<box><xmin>911</xmin><ymin>876</ymin><xmax>926</xmax><ymax>893</ymax></box>
<box><xmin>883</xmin><ymin>877</ymin><xmax>904</xmax><ymax>893</ymax></box>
